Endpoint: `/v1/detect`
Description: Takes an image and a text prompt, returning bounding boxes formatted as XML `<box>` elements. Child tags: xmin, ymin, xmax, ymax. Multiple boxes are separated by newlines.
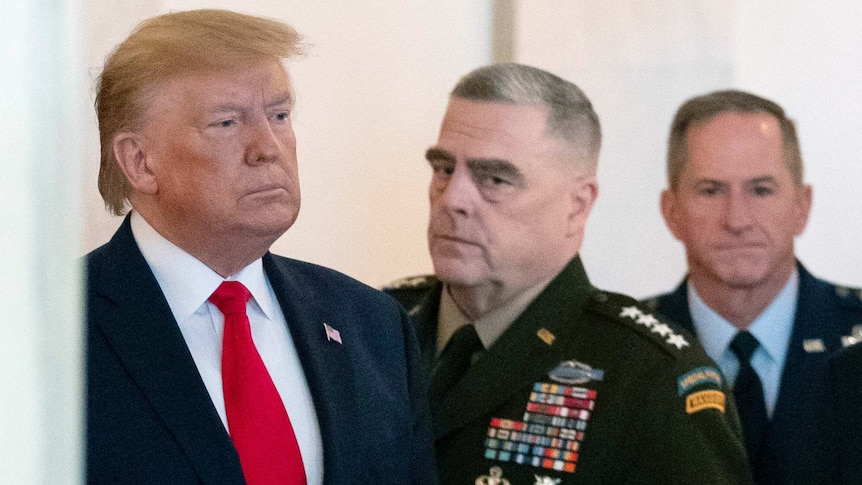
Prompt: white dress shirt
<box><xmin>131</xmin><ymin>212</ymin><xmax>324</xmax><ymax>485</ymax></box>
<box><xmin>688</xmin><ymin>269</ymin><xmax>799</xmax><ymax>417</ymax></box>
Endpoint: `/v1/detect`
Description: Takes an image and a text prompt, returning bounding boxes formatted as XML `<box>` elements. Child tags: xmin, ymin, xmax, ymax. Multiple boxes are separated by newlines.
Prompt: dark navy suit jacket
<box><xmin>829</xmin><ymin>342</ymin><xmax>862</xmax><ymax>485</ymax></box>
<box><xmin>648</xmin><ymin>262</ymin><xmax>862</xmax><ymax>485</ymax></box>
<box><xmin>86</xmin><ymin>217</ymin><xmax>436</xmax><ymax>484</ymax></box>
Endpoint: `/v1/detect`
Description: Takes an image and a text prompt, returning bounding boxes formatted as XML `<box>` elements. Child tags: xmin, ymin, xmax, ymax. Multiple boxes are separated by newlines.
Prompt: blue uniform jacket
<box><xmin>647</xmin><ymin>262</ymin><xmax>862</xmax><ymax>485</ymax></box>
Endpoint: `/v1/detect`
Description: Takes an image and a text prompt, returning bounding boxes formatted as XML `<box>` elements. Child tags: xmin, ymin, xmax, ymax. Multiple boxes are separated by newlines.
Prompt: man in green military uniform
<box><xmin>385</xmin><ymin>63</ymin><xmax>752</xmax><ymax>484</ymax></box>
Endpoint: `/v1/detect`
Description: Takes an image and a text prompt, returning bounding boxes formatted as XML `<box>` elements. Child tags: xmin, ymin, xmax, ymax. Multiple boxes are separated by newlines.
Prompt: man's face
<box><xmin>138</xmin><ymin>60</ymin><xmax>300</xmax><ymax>246</ymax></box>
<box><xmin>661</xmin><ymin>111</ymin><xmax>812</xmax><ymax>291</ymax></box>
<box><xmin>426</xmin><ymin>98</ymin><xmax>594</xmax><ymax>296</ymax></box>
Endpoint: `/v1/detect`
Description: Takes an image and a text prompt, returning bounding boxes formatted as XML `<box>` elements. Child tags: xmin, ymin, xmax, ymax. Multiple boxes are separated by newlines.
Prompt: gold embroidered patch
<box><xmin>537</xmin><ymin>328</ymin><xmax>556</xmax><ymax>345</ymax></box>
<box><xmin>685</xmin><ymin>390</ymin><xmax>726</xmax><ymax>414</ymax></box>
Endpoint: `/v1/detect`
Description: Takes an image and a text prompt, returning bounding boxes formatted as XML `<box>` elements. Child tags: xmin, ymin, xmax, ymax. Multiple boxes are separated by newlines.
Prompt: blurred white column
<box><xmin>0</xmin><ymin>0</ymin><xmax>85</xmax><ymax>483</ymax></box>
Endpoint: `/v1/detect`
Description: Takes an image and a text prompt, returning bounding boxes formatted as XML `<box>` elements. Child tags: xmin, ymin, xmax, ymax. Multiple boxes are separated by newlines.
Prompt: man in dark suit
<box><xmin>385</xmin><ymin>64</ymin><xmax>751</xmax><ymax>484</ymax></box>
<box><xmin>86</xmin><ymin>9</ymin><xmax>434</xmax><ymax>484</ymax></box>
<box><xmin>648</xmin><ymin>89</ymin><xmax>862</xmax><ymax>484</ymax></box>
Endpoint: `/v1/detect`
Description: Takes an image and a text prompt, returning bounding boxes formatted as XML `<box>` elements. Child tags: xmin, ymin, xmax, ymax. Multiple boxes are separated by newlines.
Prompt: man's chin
<box><xmin>713</xmin><ymin>268</ymin><xmax>771</xmax><ymax>289</ymax></box>
<box><xmin>432</xmin><ymin>261</ymin><xmax>484</xmax><ymax>287</ymax></box>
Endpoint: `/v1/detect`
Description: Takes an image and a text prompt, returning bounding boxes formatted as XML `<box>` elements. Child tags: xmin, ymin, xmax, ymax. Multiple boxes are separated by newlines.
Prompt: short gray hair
<box><xmin>452</xmin><ymin>63</ymin><xmax>601</xmax><ymax>171</ymax></box>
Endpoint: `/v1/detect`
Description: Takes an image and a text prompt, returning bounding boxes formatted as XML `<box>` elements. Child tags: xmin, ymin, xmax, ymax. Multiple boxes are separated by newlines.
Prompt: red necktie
<box><xmin>209</xmin><ymin>281</ymin><xmax>307</xmax><ymax>485</ymax></box>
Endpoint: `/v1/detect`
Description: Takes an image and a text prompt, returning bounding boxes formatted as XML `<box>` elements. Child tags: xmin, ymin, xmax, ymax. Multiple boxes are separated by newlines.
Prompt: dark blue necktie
<box><xmin>730</xmin><ymin>331</ymin><xmax>769</xmax><ymax>474</ymax></box>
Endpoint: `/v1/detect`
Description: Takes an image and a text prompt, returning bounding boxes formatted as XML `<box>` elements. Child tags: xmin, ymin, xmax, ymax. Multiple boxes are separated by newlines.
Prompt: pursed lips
<box><xmin>245</xmin><ymin>183</ymin><xmax>287</xmax><ymax>196</ymax></box>
<box><xmin>713</xmin><ymin>242</ymin><xmax>767</xmax><ymax>251</ymax></box>
<box><xmin>432</xmin><ymin>233</ymin><xmax>481</xmax><ymax>247</ymax></box>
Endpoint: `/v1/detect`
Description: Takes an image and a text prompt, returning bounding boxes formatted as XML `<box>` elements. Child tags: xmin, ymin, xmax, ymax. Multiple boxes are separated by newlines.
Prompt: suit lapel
<box><xmin>263</xmin><ymin>255</ymin><xmax>360</xmax><ymax>483</ymax></box>
<box><xmin>433</xmin><ymin>258</ymin><xmax>595</xmax><ymax>439</ymax></box>
<box><xmin>91</xmin><ymin>217</ymin><xmax>243</xmax><ymax>483</ymax></box>
<box><xmin>771</xmin><ymin>263</ymin><xmax>831</xmax><ymax>423</ymax></box>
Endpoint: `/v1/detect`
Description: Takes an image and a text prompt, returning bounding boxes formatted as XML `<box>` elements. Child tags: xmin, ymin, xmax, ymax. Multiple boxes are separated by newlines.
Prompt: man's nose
<box><xmin>245</xmin><ymin>117</ymin><xmax>285</xmax><ymax>165</ymax></box>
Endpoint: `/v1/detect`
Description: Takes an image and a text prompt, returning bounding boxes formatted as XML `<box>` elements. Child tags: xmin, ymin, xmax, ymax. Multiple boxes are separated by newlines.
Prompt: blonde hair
<box><xmin>95</xmin><ymin>9</ymin><xmax>303</xmax><ymax>215</ymax></box>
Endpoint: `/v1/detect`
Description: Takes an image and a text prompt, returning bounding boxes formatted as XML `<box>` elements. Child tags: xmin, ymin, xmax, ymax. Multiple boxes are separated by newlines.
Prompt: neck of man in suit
<box><xmin>688</xmin><ymin>256</ymin><xmax>798</xmax><ymax>330</ymax></box>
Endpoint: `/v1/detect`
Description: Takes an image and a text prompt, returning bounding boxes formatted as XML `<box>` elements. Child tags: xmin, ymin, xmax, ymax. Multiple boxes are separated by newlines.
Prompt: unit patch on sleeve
<box><xmin>677</xmin><ymin>366</ymin><xmax>723</xmax><ymax>395</ymax></box>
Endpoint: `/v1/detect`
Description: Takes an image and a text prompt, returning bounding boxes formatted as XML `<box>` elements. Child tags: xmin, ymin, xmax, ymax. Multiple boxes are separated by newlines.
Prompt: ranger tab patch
<box><xmin>685</xmin><ymin>389</ymin><xmax>726</xmax><ymax>414</ymax></box>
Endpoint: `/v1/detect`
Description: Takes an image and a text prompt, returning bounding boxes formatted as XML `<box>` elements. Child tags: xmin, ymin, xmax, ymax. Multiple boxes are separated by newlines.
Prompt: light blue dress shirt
<box><xmin>687</xmin><ymin>270</ymin><xmax>799</xmax><ymax>418</ymax></box>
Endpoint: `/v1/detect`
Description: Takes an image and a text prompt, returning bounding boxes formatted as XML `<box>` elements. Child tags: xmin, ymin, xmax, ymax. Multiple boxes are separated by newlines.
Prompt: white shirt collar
<box><xmin>130</xmin><ymin>212</ymin><xmax>278</xmax><ymax>323</ymax></box>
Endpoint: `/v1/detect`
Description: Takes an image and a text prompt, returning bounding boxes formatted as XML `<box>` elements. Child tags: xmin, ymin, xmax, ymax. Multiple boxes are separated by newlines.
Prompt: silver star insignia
<box><xmin>636</xmin><ymin>314</ymin><xmax>659</xmax><ymax>328</ymax></box>
<box><xmin>666</xmin><ymin>333</ymin><xmax>690</xmax><ymax>349</ymax></box>
<box><xmin>650</xmin><ymin>322</ymin><xmax>672</xmax><ymax>337</ymax></box>
<box><xmin>620</xmin><ymin>306</ymin><xmax>643</xmax><ymax>319</ymax></box>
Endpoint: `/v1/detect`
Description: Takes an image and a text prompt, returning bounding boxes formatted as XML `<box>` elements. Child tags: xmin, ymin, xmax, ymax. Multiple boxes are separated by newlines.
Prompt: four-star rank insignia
<box><xmin>619</xmin><ymin>305</ymin><xmax>691</xmax><ymax>350</ymax></box>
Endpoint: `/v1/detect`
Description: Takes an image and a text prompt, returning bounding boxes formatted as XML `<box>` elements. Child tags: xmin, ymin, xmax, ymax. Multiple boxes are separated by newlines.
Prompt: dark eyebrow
<box><xmin>426</xmin><ymin>147</ymin><xmax>456</xmax><ymax>163</ymax></box>
<box><xmin>467</xmin><ymin>158</ymin><xmax>523</xmax><ymax>182</ymax></box>
<box><xmin>747</xmin><ymin>176</ymin><xmax>778</xmax><ymax>185</ymax></box>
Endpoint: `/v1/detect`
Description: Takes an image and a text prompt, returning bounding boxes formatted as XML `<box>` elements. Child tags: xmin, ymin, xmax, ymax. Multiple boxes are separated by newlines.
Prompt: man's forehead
<box><xmin>688</xmin><ymin>110</ymin><xmax>782</xmax><ymax>144</ymax></box>
<box><xmin>437</xmin><ymin>98</ymin><xmax>559</xmax><ymax>159</ymax></box>
<box><xmin>441</xmin><ymin>98</ymin><xmax>549</xmax><ymax>135</ymax></box>
<box><xmin>157</xmin><ymin>61</ymin><xmax>292</xmax><ymax>107</ymax></box>
<box><xmin>682</xmin><ymin>111</ymin><xmax>789</xmax><ymax>181</ymax></box>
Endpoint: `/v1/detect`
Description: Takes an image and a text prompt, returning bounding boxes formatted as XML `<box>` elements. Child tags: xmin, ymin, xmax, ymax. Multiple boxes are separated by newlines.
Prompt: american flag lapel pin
<box><xmin>324</xmin><ymin>322</ymin><xmax>342</xmax><ymax>344</ymax></box>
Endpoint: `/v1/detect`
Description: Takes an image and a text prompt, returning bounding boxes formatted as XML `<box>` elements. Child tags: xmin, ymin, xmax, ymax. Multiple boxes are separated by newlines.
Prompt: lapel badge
<box><xmin>534</xmin><ymin>476</ymin><xmax>562</xmax><ymax>485</ymax></box>
<box><xmin>548</xmin><ymin>360</ymin><xmax>604</xmax><ymax>385</ymax></box>
<box><xmin>323</xmin><ymin>322</ymin><xmax>342</xmax><ymax>344</ymax></box>
<box><xmin>537</xmin><ymin>328</ymin><xmax>556</xmax><ymax>346</ymax></box>
<box><xmin>803</xmin><ymin>339</ymin><xmax>825</xmax><ymax>353</ymax></box>
<box><xmin>475</xmin><ymin>466</ymin><xmax>510</xmax><ymax>485</ymax></box>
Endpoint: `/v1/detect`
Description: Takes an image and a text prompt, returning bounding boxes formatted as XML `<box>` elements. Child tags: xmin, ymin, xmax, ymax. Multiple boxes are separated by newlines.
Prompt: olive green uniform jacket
<box><xmin>386</xmin><ymin>257</ymin><xmax>753</xmax><ymax>485</ymax></box>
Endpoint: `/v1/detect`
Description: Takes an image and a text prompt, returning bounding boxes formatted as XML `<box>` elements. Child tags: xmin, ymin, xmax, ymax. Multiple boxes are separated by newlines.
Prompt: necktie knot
<box><xmin>430</xmin><ymin>324</ymin><xmax>483</xmax><ymax>407</ymax></box>
<box><xmin>730</xmin><ymin>331</ymin><xmax>760</xmax><ymax>362</ymax></box>
<box><xmin>445</xmin><ymin>323</ymin><xmax>483</xmax><ymax>359</ymax></box>
<box><xmin>209</xmin><ymin>281</ymin><xmax>251</xmax><ymax>316</ymax></box>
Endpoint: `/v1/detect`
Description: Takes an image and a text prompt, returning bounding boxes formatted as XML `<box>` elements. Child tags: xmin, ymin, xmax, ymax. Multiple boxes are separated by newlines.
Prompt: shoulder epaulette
<box><xmin>640</xmin><ymin>296</ymin><xmax>660</xmax><ymax>312</ymax></box>
<box><xmin>586</xmin><ymin>289</ymin><xmax>692</xmax><ymax>355</ymax></box>
<box><xmin>833</xmin><ymin>284</ymin><xmax>862</xmax><ymax>307</ymax></box>
<box><xmin>381</xmin><ymin>274</ymin><xmax>438</xmax><ymax>292</ymax></box>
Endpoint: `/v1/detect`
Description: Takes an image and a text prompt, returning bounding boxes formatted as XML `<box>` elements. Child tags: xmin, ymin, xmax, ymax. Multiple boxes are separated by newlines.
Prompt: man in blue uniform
<box><xmin>386</xmin><ymin>64</ymin><xmax>751</xmax><ymax>484</ymax></box>
<box><xmin>829</xmin><ymin>342</ymin><xmax>862</xmax><ymax>485</ymax></box>
<box><xmin>648</xmin><ymin>89</ymin><xmax>862</xmax><ymax>484</ymax></box>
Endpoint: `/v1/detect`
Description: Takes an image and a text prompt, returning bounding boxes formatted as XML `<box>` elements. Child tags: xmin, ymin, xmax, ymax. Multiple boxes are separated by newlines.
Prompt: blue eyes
<box><xmin>211</xmin><ymin>112</ymin><xmax>289</xmax><ymax>128</ymax></box>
